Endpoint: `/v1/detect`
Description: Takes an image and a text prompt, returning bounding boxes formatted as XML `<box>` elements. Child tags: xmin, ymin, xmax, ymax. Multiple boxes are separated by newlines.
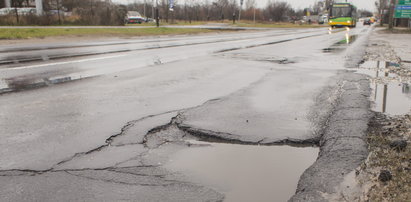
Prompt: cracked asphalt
<box><xmin>0</xmin><ymin>24</ymin><xmax>375</xmax><ymax>201</ymax></box>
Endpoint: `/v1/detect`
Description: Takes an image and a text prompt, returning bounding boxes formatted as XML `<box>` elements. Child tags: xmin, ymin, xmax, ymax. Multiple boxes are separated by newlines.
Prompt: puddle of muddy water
<box><xmin>357</xmin><ymin>61</ymin><xmax>411</xmax><ymax>115</ymax></box>
<box><xmin>166</xmin><ymin>141</ymin><xmax>318</xmax><ymax>202</ymax></box>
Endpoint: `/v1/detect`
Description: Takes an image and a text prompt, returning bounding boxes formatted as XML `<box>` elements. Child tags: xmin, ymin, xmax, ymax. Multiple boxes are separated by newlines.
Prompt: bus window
<box><xmin>331</xmin><ymin>7</ymin><xmax>352</xmax><ymax>18</ymax></box>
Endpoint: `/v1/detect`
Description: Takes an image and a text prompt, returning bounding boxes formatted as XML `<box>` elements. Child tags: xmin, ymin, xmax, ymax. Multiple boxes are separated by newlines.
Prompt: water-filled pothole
<box><xmin>357</xmin><ymin>61</ymin><xmax>411</xmax><ymax>115</ymax></box>
<box><xmin>166</xmin><ymin>140</ymin><xmax>318</xmax><ymax>202</ymax></box>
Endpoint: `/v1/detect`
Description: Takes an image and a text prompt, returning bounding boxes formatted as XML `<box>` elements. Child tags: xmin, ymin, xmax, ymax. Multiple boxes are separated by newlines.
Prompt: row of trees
<box><xmin>0</xmin><ymin>0</ymin><xmax>314</xmax><ymax>25</ymax></box>
<box><xmin>1</xmin><ymin>0</ymin><xmax>375</xmax><ymax>26</ymax></box>
<box><xmin>127</xmin><ymin>0</ymin><xmax>309</xmax><ymax>23</ymax></box>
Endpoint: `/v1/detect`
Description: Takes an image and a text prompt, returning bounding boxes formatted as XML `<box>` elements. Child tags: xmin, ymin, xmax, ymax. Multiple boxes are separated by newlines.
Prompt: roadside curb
<box><xmin>290</xmin><ymin>72</ymin><xmax>372</xmax><ymax>201</ymax></box>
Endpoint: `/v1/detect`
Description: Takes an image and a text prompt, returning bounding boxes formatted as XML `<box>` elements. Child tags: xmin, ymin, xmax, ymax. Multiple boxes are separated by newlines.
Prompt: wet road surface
<box><xmin>0</xmin><ymin>25</ymin><xmax>375</xmax><ymax>201</ymax></box>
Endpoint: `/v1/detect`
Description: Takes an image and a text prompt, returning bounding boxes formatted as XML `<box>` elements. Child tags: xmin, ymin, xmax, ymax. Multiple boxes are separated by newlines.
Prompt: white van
<box><xmin>0</xmin><ymin>8</ymin><xmax>36</xmax><ymax>16</ymax></box>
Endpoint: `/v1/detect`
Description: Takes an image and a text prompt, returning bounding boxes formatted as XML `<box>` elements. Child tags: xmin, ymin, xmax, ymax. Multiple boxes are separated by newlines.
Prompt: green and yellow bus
<box><xmin>328</xmin><ymin>3</ymin><xmax>357</xmax><ymax>28</ymax></box>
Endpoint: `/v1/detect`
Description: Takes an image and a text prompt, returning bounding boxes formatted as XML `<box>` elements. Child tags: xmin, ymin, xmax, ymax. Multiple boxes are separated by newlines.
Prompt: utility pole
<box><xmin>388</xmin><ymin>0</ymin><xmax>397</xmax><ymax>30</ymax></box>
<box><xmin>238</xmin><ymin>0</ymin><xmax>243</xmax><ymax>21</ymax></box>
<box><xmin>155</xmin><ymin>0</ymin><xmax>159</xmax><ymax>27</ymax></box>
<box><xmin>144</xmin><ymin>0</ymin><xmax>146</xmax><ymax>19</ymax></box>
<box><xmin>57</xmin><ymin>0</ymin><xmax>62</xmax><ymax>25</ymax></box>
<box><xmin>253</xmin><ymin>7</ymin><xmax>256</xmax><ymax>24</ymax></box>
<box><xmin>152</xmin><ymin>0</ymin><xmax>155</xmax><ymax>19</ymax></box>
<box><xmin>13</xmin><ymin>2</ymin><xmax>19</xmax><ymax>24</ymax></box>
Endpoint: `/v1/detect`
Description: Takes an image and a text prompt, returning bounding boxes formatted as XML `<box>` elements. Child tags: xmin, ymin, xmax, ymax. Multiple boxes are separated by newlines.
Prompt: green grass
<box><xmin>126</xmin><ymin>20</ymin><xmax>329</xmax><ymax>28</ymax></box>
<box><xmin>0</xmin><ymin>27</ymin><xmax>215</xmax><ymax>39</ymax></box>
<box><xmin>0</xmin><ymin>21</ymin><xmax>330</xmax><ymax>40</ymax></box>
<box><xmin>234</xmin><ymin>21</ymin><xmax>328</xmax><ymax>28</ymax></box>
<box><xmin>126</xmin><ymin>21</ymin><xmax>209</xmax><ymax>26</ymax></box>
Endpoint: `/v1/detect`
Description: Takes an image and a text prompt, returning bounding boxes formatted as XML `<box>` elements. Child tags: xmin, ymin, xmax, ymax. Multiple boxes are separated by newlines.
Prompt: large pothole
<box><xmin>165</xmin><ymin>140</ymin><xmax>318</xmax><ymax>202</ymax></box>
<box><xmin>141</xmin><ymin>120</ymin><xmax>319</xmax><ymax>202</ymax></box>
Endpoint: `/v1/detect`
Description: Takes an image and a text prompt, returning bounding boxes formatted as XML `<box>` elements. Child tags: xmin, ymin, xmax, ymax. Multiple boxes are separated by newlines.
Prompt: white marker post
<box><xmin>4</xmin><ymin>0</ymin><xmax>11</xmax><ymax>8</ymax></box>
<box><xmin>35</xmin><ymin>0</ymin><xmax>43</xmax><ymax>15</ymax></box>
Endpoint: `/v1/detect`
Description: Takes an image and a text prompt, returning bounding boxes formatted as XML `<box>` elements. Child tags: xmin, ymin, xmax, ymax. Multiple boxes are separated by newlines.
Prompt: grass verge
<box><xmin>234</xmin><ymin>22</ymin><xmax>328</xmax><ymax>28</ymax></box>
<box><xmin>0</xmin><ymin>27</ymin><xmax>215</xmax><ymax>39</ymax></box>
<box><xmin>125</xmin><ymin>20</ymin><xmax>328</xmax><ymax>28</ymax></box>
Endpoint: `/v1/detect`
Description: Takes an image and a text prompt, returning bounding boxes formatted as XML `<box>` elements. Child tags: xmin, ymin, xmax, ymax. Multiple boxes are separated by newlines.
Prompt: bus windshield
<box><xmin>331</xmin><ymin>7</ymin><xmax>352</xmax><ymax>18</ymax></box>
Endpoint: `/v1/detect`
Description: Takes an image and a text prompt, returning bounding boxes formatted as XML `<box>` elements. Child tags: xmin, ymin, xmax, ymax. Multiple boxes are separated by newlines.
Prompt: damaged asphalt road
<box><xmin>0</xmin><ymin>25</ymin><xmax>375</xmax><ymax>201</ymax></box>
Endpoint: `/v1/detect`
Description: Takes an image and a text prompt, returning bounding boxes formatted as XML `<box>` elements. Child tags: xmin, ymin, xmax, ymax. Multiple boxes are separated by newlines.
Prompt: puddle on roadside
<box><xmin>356</xmin><ymin>61</ymin><xmax>411</xmax><ymax>115</ymax></box>
<box><xmin>322</xmin><ymin>34</ymin><xmax>358</xmax><ymax>53</ymax></box>
<box><xmin>166</xmin><ymin>140</ymin><xmax>318</xmax><ymax>202</ymax></box>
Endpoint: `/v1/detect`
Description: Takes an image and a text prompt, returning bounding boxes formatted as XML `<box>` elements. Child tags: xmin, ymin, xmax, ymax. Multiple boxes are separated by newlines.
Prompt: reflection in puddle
<box><xmin>322</xmin><ymin>34</ymin><xmax>358</xmax><ymax>53</ymax></box>
<box><xmin>336</xmin><ymin>34</ymin><xmax>357</xmax><ymax>45</ymax></box>
<box><xmin>357</xmin><ymin>61</ymin><xmax>411</xmax><ymax>115</ymax></box>
<box><xmin>374</xmin><ymin>82</ymin><xmax>411</xmax><ymax>115</ymax></box>
<box><xmin>166</xmin><ymin>141</ymin><xmax>318</xmax><ymax>202</ymax></box>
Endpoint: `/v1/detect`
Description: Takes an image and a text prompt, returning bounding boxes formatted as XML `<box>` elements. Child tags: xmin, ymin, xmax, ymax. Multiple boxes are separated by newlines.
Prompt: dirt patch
<box><xmin>378</xmin><ymin>28</ymin><xmax>411</xmax><ymax>34</ymax></box>
<box><xmin>358</xmin><ymin>113</ymin><xmax>411</xmax><ymax>201</ymax></box>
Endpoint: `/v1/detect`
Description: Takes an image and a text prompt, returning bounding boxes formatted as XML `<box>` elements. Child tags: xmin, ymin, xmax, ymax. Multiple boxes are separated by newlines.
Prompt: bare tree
<box><xmin>243</xmin><ymin>0</ymin><xmax>257</xmax><ymax>21</ymax></box>
<box><xmin>265</xmin><ymin>0</ymin><xmax>292</xmax><ymax>22</ymax></box>
<box><xmin>376</xmin><ymin>0</ymin><xmax>388</xmax><ymax>26</ymax></box>
<box><xmin>358</xmin><ymin>9</ymin><xmax>373</xmax><ymax>18</ymax></box>
<box><xmin>311</xmin><ymin>0</ymin><xmax>322</xmax><ymax>15</ymax></box>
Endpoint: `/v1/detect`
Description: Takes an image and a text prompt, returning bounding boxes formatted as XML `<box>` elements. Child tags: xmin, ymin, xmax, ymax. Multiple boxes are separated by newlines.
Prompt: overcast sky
<box><xmin>114</xmin><ymin>0</ymin><xmax>376</xmax><ymax>11</ymax></box>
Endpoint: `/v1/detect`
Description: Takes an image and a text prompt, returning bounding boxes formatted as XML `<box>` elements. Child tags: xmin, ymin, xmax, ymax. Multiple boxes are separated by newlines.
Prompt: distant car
<box><xmin>125</xmin><ymin>11</ymin><xmax>144</xmax><ymax>24</ymax></box>
<box><xmin>363</xmin><ymin>18</ymin><xmax>371</xmax><ymax>25</ymax></box>
<box><xmin>146</xmin><ymin>18</ymin><xmax>155</xmax><ymax>22</ymax></box>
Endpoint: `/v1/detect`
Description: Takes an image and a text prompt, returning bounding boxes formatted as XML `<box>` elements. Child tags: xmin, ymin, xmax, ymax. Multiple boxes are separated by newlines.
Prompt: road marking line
<box><xmin>4</xmin><ymin>54</ymin><xmax>127</xmax><ymax>71</ymax></box>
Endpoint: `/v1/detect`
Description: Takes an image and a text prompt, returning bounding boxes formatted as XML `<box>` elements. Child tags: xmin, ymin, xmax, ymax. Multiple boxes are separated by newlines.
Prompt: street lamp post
<box><xmin>152</xmin><ymin>0</ymin><xmax>155</xmax><ymax>19</ymax></box>
<box><xmin>155</xmin><ymin>0</ymin><xmax>159</xmax><ymax>27</ymax></box>
<box><xmin>144</xmin><ymin>0</ymin><xmax>146</xmax><ymax>19</ymax></box>
<box><xmin>238</xmin><ymin>0</ymin><xmax>243</xmax><ymax>21</ymax></box>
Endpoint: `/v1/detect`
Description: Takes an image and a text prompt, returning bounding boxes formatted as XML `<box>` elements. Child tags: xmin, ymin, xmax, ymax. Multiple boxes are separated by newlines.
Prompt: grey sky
<box><xmin>114</xmin><ymin>0</ymin><xmax>376</xmax><ymax>11</ymax></box>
